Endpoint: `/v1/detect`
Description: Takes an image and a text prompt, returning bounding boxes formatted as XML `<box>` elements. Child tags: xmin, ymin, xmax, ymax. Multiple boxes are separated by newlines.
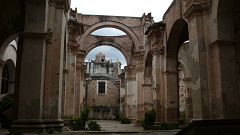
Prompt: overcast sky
<box><xmin>71</xmin><ymin>0</ymin><xmax>173</xmax><ymax>68</ymax></box>
<box><xmin>85</xmin><ymin>46</ymin><xmax>126</xmax><ymax>68</ymax></box>
<box><xmin>71</xmin><ymin>0</ymin><xmax>173</xmax><ymax>22</ymax></box>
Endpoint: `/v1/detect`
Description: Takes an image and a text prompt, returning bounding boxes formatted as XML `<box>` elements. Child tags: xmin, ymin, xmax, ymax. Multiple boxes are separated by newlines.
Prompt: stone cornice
<box><xmin>49</xmin><ymin>0</ymin><xmax>70</xmax><ymax>12</ymax></box>
<box><xmin>184</xmin><ymin>0</ymin><xmax>212</xmax><ymax>21</ymax></box>
<box><xmin>145</xmin><ymin>22</ymin><xmax>165</xmax><ymax>36</ymax></box>
<box><xmin>23</xmin><ymin>30</ymin><xmax>53</xmax><ymax>40</ymax></box>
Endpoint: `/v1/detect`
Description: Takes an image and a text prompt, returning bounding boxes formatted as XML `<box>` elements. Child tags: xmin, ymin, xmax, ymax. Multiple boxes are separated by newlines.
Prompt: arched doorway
<box><xmin>142</xmin><ymin>51</ymin><xmax>154</xmax><ymax>118</ymax></box>
<box><xmin>84</xmin><ymin>45</ymin><xmax>126</xmax><ymax>120</ymax></box>
<box><xmin>165</xmin><ymin>19</ymin><xmax>189</xmax><ymax>122</ymax></box>
<box><xmin>1</xmin><ymin>60</ymin><xmax>16</xmax><ymax>95</ymax></box>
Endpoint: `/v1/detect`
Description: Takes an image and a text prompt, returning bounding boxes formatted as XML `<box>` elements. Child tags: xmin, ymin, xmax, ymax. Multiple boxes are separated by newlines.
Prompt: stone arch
<box><xmin>165</xmin><ymin>19</ymin><xmax>189</xmax><ymax>122</ymax></box>
<box><xmin>178</xmin><ymin>59</ymin><xmax>191</xmax><ymax>79</ymax></box>
<box><xmin>85</xmin><ymin>41</ymin><xmax>130</xmax><ymax>66</ymax></box>
<box><xmin>144</xmin><ymin>50</ymin><xmax>153</xmax><ymax>79</ymax></box>
<box><xmin>1</xmin><ymin>59</ymin><xmax>16</xmax><ymax>95</ymax></box>
<box><xmin>0</xmin><ymin>34</ymin><xmax>19</xmax><ymax>59</ymax></box>
<box><xmin>79</xmin><ymin>21</ymin><xmax>141</xmax><ymax>52</ymax></box>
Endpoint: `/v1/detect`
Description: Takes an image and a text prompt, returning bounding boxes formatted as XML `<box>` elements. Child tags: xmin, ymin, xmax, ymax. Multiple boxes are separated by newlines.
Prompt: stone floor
<box><xmin>0</xmin><ymin>120</ymin><xmax>179</xmax><ymax>135</ymax></box>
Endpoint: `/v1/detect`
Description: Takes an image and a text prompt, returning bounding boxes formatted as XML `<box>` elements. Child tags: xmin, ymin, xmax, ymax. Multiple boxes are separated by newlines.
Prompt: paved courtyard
<box><xmin>0</xmin><ymin>120</ymin><xmax>179</xmax><ymax>135</ymax></box>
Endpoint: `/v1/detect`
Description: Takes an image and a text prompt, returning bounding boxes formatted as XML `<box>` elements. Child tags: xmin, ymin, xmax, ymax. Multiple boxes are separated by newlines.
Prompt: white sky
<box><xmin>70</xmin><ymin>0</ymin><xmax>173</xmax><ymax>22</ymax></box>
<box><xmin>71</xmin><ymin>0</ymin><xmax>173</xmax><ymax>68</ymax></box>
<box><xmin>85</xmin><ymin>46</ymin><xmax>126</xmax><ymax>68</ymax></box>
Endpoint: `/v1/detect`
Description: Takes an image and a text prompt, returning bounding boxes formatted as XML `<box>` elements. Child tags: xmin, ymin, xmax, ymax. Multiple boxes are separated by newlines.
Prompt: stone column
<box><xmin>152</xmin><ymin>48</ymin><xmax>162</xmax><ymax>122</ymax></box>
<box><xmin>164</xmin><ymin>67</ymin><xmax>179</xmax><ymax>122</ymax></box>
<box><xmin>184</xmin><ymin>1</ymin><xmax>212</xmax><ymax>119</ymax></box>
<box><xmin>145</xmin><ymin>22</ymin><xmax>165</xmax><ymax>122</ymax></box>
<box><xmin>64</xmin><ymin>47</ymin><xmax>77</xmax><ymax>117</ymax></box>
<box><xmin>142</xmin><ymin>79</ymin><xmax>153</xmax><ymax>111</ymax></box>
<box><xmin>43</xmin><ymin>2</ymin><xmax>67</xmax><ymax>120</ymax></box>
<box><xmin>184</xmin><ymin>77</ymin><xmax>193</xmax><ymax>120</ymax></box>
<box><xmin>10</xmin><ymin>0</ymin><xmax>66</xmax><ymax>133</ymax></box>
<box><xmin>209</xmin><ymin>40</ymin><xmax>240</xmax><ymax>119</ymax></box>
<box><xmin>159</xmin><ymin>46</ymin><xmax>166</xmax><ymax>122</ymax></box>
<box><xmin>0</xmin><ymin>59</ymin><xmax>5</xmax><ymax>95</ymax></box>
<box><xmin>134</xmin><ymin>52</ymin><xmax>145</xmax><ymax>121</ymax></box>
<box><xmin>124</xmin><ymin>65</ymin><xmax>137</xmax><ymax>120</ymax></box>
<box><xmin>75</xmin><ymin>50</ymin><xmax>85</xmax><ymax>115</ymax></box>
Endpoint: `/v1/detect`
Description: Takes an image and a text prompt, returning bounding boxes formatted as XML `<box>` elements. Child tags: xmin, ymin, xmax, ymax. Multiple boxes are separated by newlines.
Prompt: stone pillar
<box><xmin>43</xmin><ymin>2</ymin><xmax>67</xmax><ymax>120</ymax></box>
<box><xmin>152</xmin><ymin>48</ymin><xmax>162</xmax><ymax>122</ymax></box>
<box><xmin>184</xmin><ymin>77</ymin><xmax>193</xmax><ymax>120</ymax></box>
<box><xmin>10</xmin><ymin>0</ymin><xmax>67</xmax><ymax>133</ymax></box>
<box><xmin>124</xmin><ymin>65</ymin><xmax>137</xmax><ymax>120</ymax></box>
<box><xmin>64</xmin><ymin>47</ymin><xmax>77</xmax><ymax>117</ymax></box>
<box><xmin>145</xmin><ymin>22</ymin><xmax>165</xmax><ymax>122</ymax></box>
<box><xmin>142</xmin><ymin>79</ymin><xmax>153</xmax><ymax>111</ymax></box>
<box><xmin>184</xmin><ymin>1</ymin><xmax>212</xmax><ymax>120</ymax></box>
<box><xmin>75</xmin><ymin>50</ymin><xmax>85</xmax><ymax>115</ymax></box>
<box><xmin>164</xmin><ymin>67</ymin><xmax>179</xmax><ymax>122</ymax></box>
<box><xmin>134</xmin><ymin>52</ymin><xmax>145</xmax><ymax>121</ymax></box>
<box><xmin>158</xmin><ymin>46</ymin><xmax>166</xmax><ymax>123</ymax></box>
<box><xmin>209</xmin><ymin>40</ymin><xmax>240</xmax><ymax>119</ymax></box>
<box><xmin>0</xmin><ymin>59</ymin><xmax>5</xmax><ymax>95</ymax></box>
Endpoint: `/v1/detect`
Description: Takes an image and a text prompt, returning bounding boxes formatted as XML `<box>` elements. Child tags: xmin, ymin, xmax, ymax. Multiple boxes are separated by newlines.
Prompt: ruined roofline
<box><xmin>163</xmin><ymin>0</ymin><xmax>176</xmax><ymax>20</ymax></box>
<box><xmin>79</xmin><ymin>13</ymin><xmax>144</xmax><ymax>19</ymax></box>
<box><xmin>71</xmin><ymin>8</ymin><xmax>148</xmax><ymax>20</ymax></box>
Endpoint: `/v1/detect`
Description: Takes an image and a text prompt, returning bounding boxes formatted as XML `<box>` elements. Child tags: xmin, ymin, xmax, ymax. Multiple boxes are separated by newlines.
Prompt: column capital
<box><xmin>145</xmin><ymin>22</ymin><xmax>165</xmax><ymax>48</ymax></box>
<box><xmin>124</xmin><ymin>65</ymin><xmax>136</xmax><ymax>81</ymax></box>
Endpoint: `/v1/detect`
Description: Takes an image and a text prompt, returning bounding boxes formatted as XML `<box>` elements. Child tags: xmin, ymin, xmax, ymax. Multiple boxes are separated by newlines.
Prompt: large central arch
<box><xmin>79</xmin><ymin>21</ymin><xmax>142</xmax><ymax>52</ymax></box>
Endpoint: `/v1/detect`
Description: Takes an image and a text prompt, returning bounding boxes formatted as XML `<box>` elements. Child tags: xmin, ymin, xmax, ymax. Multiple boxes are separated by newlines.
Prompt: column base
<box><xmin>9</xmin><ymin>119</ymin><xmax>64</xmax><ymax>134</ymax></box>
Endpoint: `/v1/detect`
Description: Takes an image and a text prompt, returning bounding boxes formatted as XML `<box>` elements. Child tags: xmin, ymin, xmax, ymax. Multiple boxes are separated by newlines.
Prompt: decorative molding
<box><xmin>23</xmin><ymin>30</ymin><xmax>53</xmax><ymax>43</ymax></box>
<box><xmin>209</xmin><ymin>40</ymin><xmax>237</xmax><ymax>48</ymax></box>
<box><xmin>164</xmin><ymin>70</ymin><xmax>177</xmax><ymax>75</ymax></box>
<box><xmin>184</xmin><ymin>0</ymin><xmax>212</xmax><ymax>21</ymax></box>
<box><xmin>49</xmin><ymin>0</ymin><xmax>70</xmax><ymax>12</ymax></box>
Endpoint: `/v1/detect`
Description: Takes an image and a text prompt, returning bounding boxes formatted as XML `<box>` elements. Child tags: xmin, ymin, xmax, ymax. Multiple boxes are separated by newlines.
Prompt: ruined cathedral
<box><xmin>0</xmin><ymin>0</ymin><xmax>240</xmax><ymax>134</ymax></box>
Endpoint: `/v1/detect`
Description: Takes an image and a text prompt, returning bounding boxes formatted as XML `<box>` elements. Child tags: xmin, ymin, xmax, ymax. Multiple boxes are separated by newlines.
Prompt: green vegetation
<box><xmin>142</xmin><ymin>109</ymin><xmax>156</xmax><ymax>130</ymax></box>
<box><xmin>0</xmin><ymin>94</ymin><xmax>14</xmax><ymax>128</ymax></box>
<box><xmin>113</xmin><ymin>110</ymin><xmax>131</xmax><ymax>124</ymax></box>
<box><xmin>121</xmin><ymin>116</ymin><xmax>131</xmax><ymax>124</ymax></box>
<box><xmin>70</xmin><ymin>108</ymin><xmax>90</xmax><ymax>130</ymax></box>
<box><xmin>87</xmin><ymin>121</ymin><xmax>101</xmax><ymax>131</ymax></box>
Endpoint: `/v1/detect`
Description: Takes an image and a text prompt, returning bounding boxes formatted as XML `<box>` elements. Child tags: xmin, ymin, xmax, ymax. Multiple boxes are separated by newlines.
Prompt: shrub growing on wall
<box><xmin>87</xmin><ymin>121</ymin><xmax>101</xmax><ymax>131</ymax></box>
<box><xmin>143</xmin><ymin>109</ymin><xmax>156</xmax><ymax>130</ymax></box>
<box><xmin>70</xmin><ymin>108</ymin><xmax>90</xmax><ymax>130</ymax></box>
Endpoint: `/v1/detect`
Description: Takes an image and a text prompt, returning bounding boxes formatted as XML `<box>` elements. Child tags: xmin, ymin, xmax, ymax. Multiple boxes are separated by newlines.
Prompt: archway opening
<box><xmin>143</xmin><ymin>51</ymin><xmax>154</xmax><ymax>113</ymax></box>
<box><xmin>84</xmin><ymin>45</ymin><xmax>127</xmax><ymax>120</ymax></box>
<box><xmin>0</xmin><ymin>36</ymin><xmax>19</xmax><ymax>129</ymax></box>
<box><xmin>166</xmin><ymin>19</ymin><xmax>192</xmax><ymax>122</ymax></box>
